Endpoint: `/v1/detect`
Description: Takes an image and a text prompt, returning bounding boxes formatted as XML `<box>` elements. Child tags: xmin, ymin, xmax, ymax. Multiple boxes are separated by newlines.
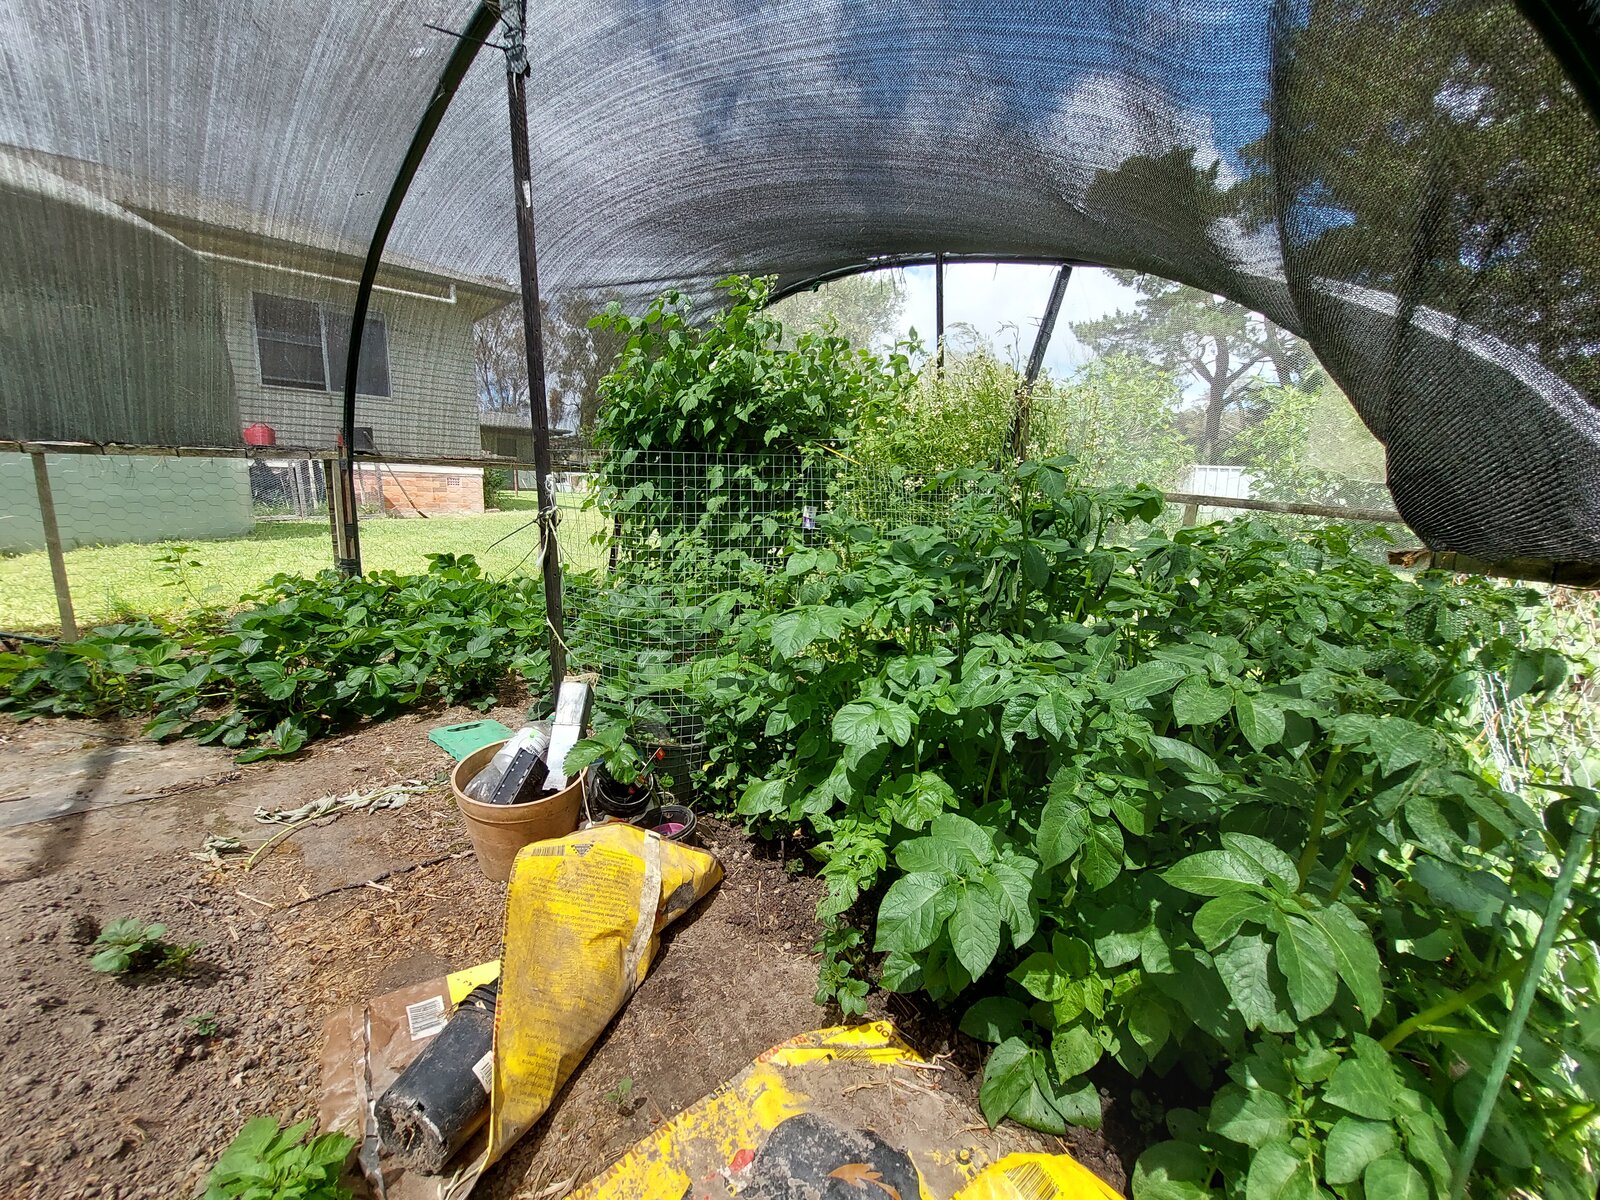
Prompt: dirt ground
<box><xmin>0</xmin><ymin>705</ymin><xmax>1131</xmax><ymax>1199</ymax></box>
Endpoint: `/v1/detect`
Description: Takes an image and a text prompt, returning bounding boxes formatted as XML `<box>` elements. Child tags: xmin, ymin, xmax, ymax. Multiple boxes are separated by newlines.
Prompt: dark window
<box><xmin>253</xmin><ymin>294</ymin><xmax>325</xmax><ymax>390</ymax></box>
<box><xmin>252</xmin><ymin>292</ymin><xmax>392</xmax><ymax>398</ymax></box>
<box><xmin>325</xmin><ymin>311</ymin><xmax>392</xmax><ymax>398</ymax></box>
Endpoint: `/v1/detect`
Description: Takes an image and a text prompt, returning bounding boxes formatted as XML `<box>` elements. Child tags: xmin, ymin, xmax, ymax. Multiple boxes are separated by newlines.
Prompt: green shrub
<box><xmin>694</xmin><ymin>458</ymin><xmax>1596</xmax><ymax>1199</ymax></box>
<box><xmin>89</xmin><ymin>917</ymin><xmax>198</xmax><ymax>975</ymax></box>
<box><xmin>587</xmin><ymin>275</ymin><xmax>914</xmax><ymax>561</ymax></box>
<box><xmin>0</xmin><ymin>554</ymin><xmax>548</xmax><ymax>761</ymax></box>
<box><xmin>590</xmin><ymin>273</ymin><xmax>911</xmax><ymax>461</ymax></box>
<box><xmin>482</xmin><ymin>466</ymin><xmax>512</xmax><ymax>508</ymax></box>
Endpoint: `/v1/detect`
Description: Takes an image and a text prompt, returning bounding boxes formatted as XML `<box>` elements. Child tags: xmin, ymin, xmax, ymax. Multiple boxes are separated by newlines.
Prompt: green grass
<box><xmin>490</xmin><ymin>492</ymin><xmax>542</xmax><ymax>512</ymax></box>
<box><xmin>0</xmin><ymin>497</ymin><xmax>608</xmax><ymax>633</ymax></box>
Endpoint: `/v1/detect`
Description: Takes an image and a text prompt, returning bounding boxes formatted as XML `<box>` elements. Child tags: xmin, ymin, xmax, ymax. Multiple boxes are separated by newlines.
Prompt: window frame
<box><xmin>251</xmin><ymin>293</ymin><xmax>327</xmax><ymax>392</ymax></box>
<box><xmin>251</xmin><ymin>291</ymin><xmax>393</xmax><ymax>399</ymax></box>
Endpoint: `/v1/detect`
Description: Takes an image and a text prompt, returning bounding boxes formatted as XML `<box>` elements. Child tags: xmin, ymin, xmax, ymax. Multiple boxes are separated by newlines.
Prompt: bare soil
<box><xmin>0</xmin><ymin>707</ymin><xmax>1132</xmax><ymax>1199</ymax></box>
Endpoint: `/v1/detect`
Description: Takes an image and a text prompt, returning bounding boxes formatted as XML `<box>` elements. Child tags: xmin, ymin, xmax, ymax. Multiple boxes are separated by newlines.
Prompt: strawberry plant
<box><xmin>693</xmin><ymin>457</ymin><xmax>1598</xmax><ymax>1198</ymax></box>
<box><xmin>0</xmin><ymin>554</ymin><xmax>549</xmax><ymax>761</ymax></box>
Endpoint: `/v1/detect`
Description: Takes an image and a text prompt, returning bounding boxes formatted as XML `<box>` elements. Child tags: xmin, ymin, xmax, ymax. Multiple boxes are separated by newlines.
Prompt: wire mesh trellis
<box><xmin>555</xmin><ymin>449</ymin><xmax>1417</xmax><ymax>758</ymax></box>
<box><xmin>559</xmin><ymin>452</ymin><xmax>955</xmax><ymax>752</ymax></box>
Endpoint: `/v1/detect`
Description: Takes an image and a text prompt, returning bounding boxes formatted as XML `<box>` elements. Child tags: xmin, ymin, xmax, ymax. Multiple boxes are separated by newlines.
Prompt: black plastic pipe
<box><xmin>336</xmin><ymin>3</ymin><xmax>501</xmax><ymax>574</ymax></box>
<box><xmin>375</xmin><ymin>981</ymin><xmax>500</xmax><ymax>1173</ymax></box>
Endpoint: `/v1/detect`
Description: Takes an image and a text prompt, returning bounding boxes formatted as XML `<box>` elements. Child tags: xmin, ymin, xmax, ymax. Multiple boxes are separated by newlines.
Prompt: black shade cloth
<box><xmin>2</xmin><ymin>0</ymin><xmax>1598</xmax><ymax>562</ymax></box>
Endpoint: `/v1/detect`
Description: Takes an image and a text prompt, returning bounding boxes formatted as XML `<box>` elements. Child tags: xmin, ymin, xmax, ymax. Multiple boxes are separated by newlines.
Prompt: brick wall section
<box><xmin>353</xmin><ymin>465</ymin><xmax>483</xmax><ymax>516</ymax></box>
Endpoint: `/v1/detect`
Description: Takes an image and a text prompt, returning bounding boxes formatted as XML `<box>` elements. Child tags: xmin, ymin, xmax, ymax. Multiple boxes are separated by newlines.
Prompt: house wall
<box><xmin>0</xmin><ymin>453</ymin><xmax>253</xmax><ymax>554</ymax></box>
<box><xmin>482</xmin><ymin>427</ymin><xmax>534</xmax><ymax>460</ymax></box>
<box><xmin>214</xmin><ymin>262</ymin><xmax>487</xmax><ymax>458</ymax></box>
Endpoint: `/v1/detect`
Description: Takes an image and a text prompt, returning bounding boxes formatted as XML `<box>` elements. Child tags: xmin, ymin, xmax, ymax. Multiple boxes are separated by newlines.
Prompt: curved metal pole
<box><xmin>337</xmin><ymin>2</ymin><xmax>501</xmax><ymax>574</ymax></box>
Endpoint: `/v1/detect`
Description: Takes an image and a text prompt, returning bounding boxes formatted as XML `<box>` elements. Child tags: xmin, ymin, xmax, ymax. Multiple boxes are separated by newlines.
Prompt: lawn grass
<box><xmin>490</xmin><ymin>492</ymin><xmax>541</xmax><ymax>512</ymax></box>
<box><xmin>0</xmin><ymin>496</ymin><xmax>608</xmax><ymax>633</ymax></box>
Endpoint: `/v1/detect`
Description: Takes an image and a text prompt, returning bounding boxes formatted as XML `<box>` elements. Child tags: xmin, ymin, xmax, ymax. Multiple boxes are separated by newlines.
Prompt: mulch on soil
<box><xmin>0</xmin><ymin>707</ymin><xmax>1134</xmax><ymax>1199</ymax></box>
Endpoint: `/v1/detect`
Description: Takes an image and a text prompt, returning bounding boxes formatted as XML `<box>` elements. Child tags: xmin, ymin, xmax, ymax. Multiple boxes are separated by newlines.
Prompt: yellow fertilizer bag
<box><xmin>475</xmin><ymin>821</ymin><xmax>722</xmax><ymax>1178</ymax></box>
<box><xmin>570</xmin><ymin>1022</ymin><xmax>1121</xmax><ymax>1200</ymax></box>
<box><xmin>320</xmin><ymin>822</ymin><xmax>721</xmax><ymax>1200</ymax></box>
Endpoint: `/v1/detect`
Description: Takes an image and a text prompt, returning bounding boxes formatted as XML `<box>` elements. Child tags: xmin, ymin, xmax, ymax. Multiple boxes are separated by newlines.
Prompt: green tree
<box><xmin>473</xmin><ymin>293</ymin><xmax>625</xmax><ymax>434</ymax></box>
<box><xmin>1072</xmin><ymin>275</ymin><xmax>1319</xmax><ymax>461</ymax></box>
<box><xmin>849</xmin><ymin>349</ymin><xmax>1193</xmax><ymax>492</ymax></box>
<box><xmin>770</xmin><ymin>271</ymin><xmax>907</xmax><ymax>352</ymax></box>
<box><xmin>1240</xmin><ymin>0</ymin><xmax>1600</xmax><ymax>399</ymax></box>
<box><xmin>850</xmin><ymin>347</ymin><xmax>1015</xmax><ymax>473</ymax></box>
<box><xmin>1029</xmin><ymin>355</ymin><xmax>1193</xmax><ymax>490</ymax></box>
<box><xmin>473</xmin><ymin>303</ymin><xmax>528</xmax><ymax>416</ymax></box>
<box><xmin>1233</xmin><ymin>380</ymin><xmax>1390</xmax><ymax>509</ymax></box>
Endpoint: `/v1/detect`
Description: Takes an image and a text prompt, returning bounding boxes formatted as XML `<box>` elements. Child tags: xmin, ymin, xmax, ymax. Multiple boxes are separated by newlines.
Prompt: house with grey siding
<box><xmin>1</xmin><ymin>148</ymin><xmax>515</xmax><ymax>550</ymax></box>
<box><xmin>164</xmin><ymin>212</ymin><xmax>516</xmax><ymax>460</ymax></box>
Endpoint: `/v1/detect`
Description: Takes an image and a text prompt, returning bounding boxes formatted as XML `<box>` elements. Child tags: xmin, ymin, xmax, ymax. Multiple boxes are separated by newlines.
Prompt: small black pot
<box><xmin>642</xmin><ymin>804</ymin><xmax>697</xmax><ymax>843</ymax></box>
<box><xmin>588</xmin><ymin>765</ymin><xmax>652</xmax><ymax>819</ymax></box>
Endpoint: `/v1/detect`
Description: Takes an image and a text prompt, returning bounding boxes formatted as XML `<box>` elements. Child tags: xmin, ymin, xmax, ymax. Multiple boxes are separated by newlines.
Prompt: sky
<box><xmin>895</xmin><ymin>263</ymin><xmax>1139</xmax><ymax>376</ymax></box>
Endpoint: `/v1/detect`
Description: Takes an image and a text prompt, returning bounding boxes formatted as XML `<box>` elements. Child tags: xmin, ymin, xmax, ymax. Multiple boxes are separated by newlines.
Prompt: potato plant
<box><xmin>694</xmin><ymin>458</ymin><xmax>1598</xmax><ymax>1199</ymax></box>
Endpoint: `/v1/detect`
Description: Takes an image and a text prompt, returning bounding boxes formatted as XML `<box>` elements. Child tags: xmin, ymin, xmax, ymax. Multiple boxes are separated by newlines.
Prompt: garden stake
<box><xmin>1448</xmin><ymin>798</ymin><xmax>1599</xmax><ymax>1199</ymax></box>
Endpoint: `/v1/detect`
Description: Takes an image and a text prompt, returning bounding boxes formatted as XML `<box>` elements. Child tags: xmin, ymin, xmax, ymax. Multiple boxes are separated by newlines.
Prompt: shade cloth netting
<box><xmin>2</xmin><ymin>0</ymin><xmax>1598</xmax><ymax>565</ymax></box>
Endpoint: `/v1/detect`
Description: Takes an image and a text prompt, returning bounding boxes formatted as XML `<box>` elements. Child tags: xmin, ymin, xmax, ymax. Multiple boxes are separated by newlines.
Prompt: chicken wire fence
<box><xmin>0</xmin><ymin>450</ymin><xmax>601</xmax><ymax>633</ymax></box>
<box><xmin>0</xmin><ymin>438</ymin><xmax>1413</xmax><ymax>637</ymax></box>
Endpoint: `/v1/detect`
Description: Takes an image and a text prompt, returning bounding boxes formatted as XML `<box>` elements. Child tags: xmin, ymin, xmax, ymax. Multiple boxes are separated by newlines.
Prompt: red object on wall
<box><xmin>242</xmin><ymin>422</ymin><xmax>277</xmax><ymax>447</ymax></box>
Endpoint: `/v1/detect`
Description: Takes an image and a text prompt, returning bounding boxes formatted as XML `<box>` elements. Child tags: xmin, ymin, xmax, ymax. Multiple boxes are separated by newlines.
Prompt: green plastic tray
<box><xmin>428</xmin><ymin>719</ymin><xmax>514</xmax><ymax>761</ymax></box>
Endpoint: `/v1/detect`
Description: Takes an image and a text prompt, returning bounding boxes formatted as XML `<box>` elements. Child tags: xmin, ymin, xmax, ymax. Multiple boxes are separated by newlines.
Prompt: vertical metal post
<box><xmin>321</xmin><ymin>444</ymin><xmax>356</xmax><ymax>569</ymax></box>
<box><xmin>29</xmin><ymin>452</ymin><xmax>77</xmax><ymax>640</ymax></box>
<box><xmin>504</xmin><ymin>3</ymin><xmax>566</xmax><ymax>700</ymax></box>
<box><xmin>1006</xmin><ymin>264</ymin><xmax>1072</xmax><ymax>461</ymax></box>
<box><xmin>287</xmin><ymin>461</ymin><xmax>305</xmax><ymax>518</ymax></box>
<box><xmin>334</xmin><ymin>445</ymin><xmax>361</xmax><ymax>574</ymax></box>
<box><xmin>324</xmin><ymin>459</ymin><xmax>345</xmax><ymax>567</ymax></box>
<box><xmin>935</xmin><ymin>252</ymin><xmax>946</xmax><ymax>370</ymax></box>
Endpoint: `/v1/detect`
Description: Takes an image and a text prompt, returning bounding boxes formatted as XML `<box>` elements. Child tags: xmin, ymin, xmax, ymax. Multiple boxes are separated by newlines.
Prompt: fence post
<box><xmin>28</xmin><ymin>452</ymin><xmax>77</xmax><ymax>640</ymax></box>
<box><xmin>323</xmin><ymin>459</ymin><xmax>345</xmax><ymax>569</ymax></box>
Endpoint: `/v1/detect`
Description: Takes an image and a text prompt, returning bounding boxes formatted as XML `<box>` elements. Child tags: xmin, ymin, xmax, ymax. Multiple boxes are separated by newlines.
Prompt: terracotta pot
<box><xmin>451</xmin><ymin>740</ymin><xmax>582</xmax><ymax>881</ymax></box>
